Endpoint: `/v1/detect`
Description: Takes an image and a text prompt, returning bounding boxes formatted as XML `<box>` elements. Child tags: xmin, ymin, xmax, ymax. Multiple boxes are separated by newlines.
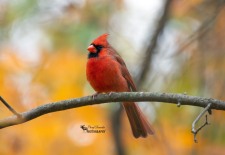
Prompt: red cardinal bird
<box><xmin>86</xmin><ymin>33</ymin><xmax>154</xmax><ymax>138</ymax></box>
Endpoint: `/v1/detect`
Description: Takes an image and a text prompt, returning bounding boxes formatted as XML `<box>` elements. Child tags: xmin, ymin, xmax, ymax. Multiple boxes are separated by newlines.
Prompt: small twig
<box><xmin>0</xmin><ymin>96</ymin><xmax>21</xmax><ymax>117</ymax></box>
<box><xmin>193</xmin><ymin>115</ymin><xmax>209</xmax><ymax>143</ymax></box>
<box><xmin>191</xmin><ymin>103</ymin><xmax>212</xmax><ymax>143</ymax></box>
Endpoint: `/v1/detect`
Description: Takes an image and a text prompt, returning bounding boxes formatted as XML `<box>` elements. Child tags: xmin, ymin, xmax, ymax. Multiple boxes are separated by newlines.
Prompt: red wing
<box><xmin>108</xmin><ymin>47</ymin><xmax>137</xmax><ymax>91</ymax></box>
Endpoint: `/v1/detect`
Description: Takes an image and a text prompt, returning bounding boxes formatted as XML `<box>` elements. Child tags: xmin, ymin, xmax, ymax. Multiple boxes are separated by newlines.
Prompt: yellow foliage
<box><xmin>0</xmin><ymin>48</ymin><xmax>113</xmax><ymax>155</ymax></box>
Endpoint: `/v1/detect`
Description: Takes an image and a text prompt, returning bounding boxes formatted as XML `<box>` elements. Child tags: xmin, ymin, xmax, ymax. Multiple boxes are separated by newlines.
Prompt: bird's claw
<box><xmin>91</xmin><ymin>93</ymin><xmax>100</xmax><ymax>100</ymax></box>
<box><xmin>91</xmin><ymin>92</ymin><xmax>114</xmax><ymax>100</ymax></box>
<box><xmin>108</xmin><ymin>92</ymin><xmax>115</xmax><ymax>96</ymax></box>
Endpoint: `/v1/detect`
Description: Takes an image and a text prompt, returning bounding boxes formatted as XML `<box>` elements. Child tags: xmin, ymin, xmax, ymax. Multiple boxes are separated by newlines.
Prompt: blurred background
<box><xmin>0</xmin><ymin>0</ymin><xmax>225</xmax><ymax>154</ymax></box>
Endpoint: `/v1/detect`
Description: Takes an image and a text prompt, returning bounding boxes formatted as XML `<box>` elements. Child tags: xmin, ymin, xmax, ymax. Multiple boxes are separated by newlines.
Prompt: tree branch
<box><xmin>174</xmin><ymin>0</ymin><xmax>223</xmax><ymax>56</ymax></box>
<box><xmin>136</xmin><ymin>0</ymin><xmax>172</xmax><ymax>85</ymax></box>
<box><xmin>0</xmin><ymin>92</ymin><xmax>224</xmax><ymax>129</ymax></box>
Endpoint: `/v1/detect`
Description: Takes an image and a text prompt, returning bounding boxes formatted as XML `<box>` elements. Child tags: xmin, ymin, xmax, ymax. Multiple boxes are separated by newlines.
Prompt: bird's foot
<box><xmin>91</xmin><ymin>92</ymin><xmax>100</xmax><ymax>100</ymax></box>
<box><xmin>107</xmin><ymin>92</ymin><xmax>115</xmax><ymax>96</ymax></box>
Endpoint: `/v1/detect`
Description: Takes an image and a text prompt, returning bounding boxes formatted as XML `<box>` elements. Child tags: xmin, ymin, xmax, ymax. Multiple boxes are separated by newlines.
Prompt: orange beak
<box><xmin>87</xmin><ymin>44</ymin><xmax>97</xmax><ymax>53</ymax></box>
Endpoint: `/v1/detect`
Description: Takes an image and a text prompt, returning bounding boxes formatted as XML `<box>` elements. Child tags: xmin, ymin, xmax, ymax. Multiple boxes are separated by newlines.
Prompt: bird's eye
<box><xmin>94</xmin><ymin>45</ymin><xmax>103</xmax><ymax>52</ymax></box>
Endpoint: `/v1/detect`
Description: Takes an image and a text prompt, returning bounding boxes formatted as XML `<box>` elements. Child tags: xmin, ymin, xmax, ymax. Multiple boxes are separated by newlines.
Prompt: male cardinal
<box><xmin>86</xmin><ymin>33</ymin><xmax>154</xmax><ymax>138</ymax></box>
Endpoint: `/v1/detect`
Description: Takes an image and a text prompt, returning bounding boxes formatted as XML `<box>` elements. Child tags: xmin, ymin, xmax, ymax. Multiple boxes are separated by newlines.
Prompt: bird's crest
<box><xmin>92</xmin><ymin>33</ymin><xmax>109</xmax><ymax>47</ymax></box>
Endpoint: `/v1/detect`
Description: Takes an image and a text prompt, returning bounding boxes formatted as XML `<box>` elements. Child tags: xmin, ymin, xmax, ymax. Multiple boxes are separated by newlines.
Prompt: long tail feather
<box><xmin>123</xmin><ymin>102</ymin><xmax>154</xmax><ymax>138</ymax></box>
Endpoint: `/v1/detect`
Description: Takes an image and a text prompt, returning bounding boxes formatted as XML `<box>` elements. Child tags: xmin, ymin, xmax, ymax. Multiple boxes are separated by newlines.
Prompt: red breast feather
<box><xmin>86</xmin><ymin>52</ymin><xmax>128</xmax><ymax>92</ymax></box>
